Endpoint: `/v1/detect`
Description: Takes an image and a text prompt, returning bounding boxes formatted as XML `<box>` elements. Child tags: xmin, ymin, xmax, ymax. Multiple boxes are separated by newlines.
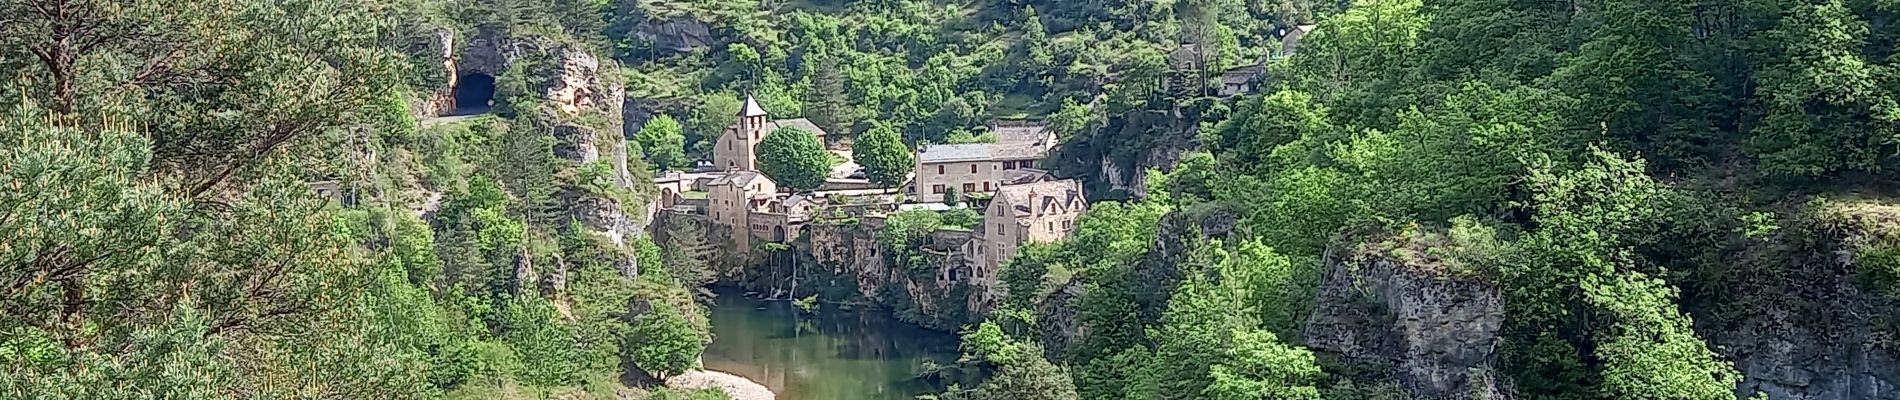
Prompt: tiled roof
<box><xmin>1001</xmin><ymin>168</ymin><xmax>1056</xmax><ymax>185</ymax></box>
<box><xmin>998</xmin><ymin>179</ymin><xmax>1084</xmax><ymax>217</ymax></box>
<box><xmin>764</xmin><ymin>118</ymin><xmax>827</xmax><ymax>137</ymax></box>
<box><xmin>991</xmin><ymin>142</ymin><xmax>1048</xmax><ymax>160</ymax></box>
<box><xmin>710</xmin><ymin>171</ymin><xmax>763</xmax><ymax>187</ymax></box>
<box><xmin>917</xmin><ymin>143</ymin><xmax>994</xmax><ymax>163</ymax></box>
<box><xmin>918</xmin><ymin>142</ymin><xmax>1050</xmax><ymax>164</ymax></box>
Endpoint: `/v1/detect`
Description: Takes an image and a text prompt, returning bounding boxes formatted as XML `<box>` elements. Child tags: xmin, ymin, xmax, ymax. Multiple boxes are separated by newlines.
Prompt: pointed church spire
<box><xmin>739</xmin><ymin>95</ymin><xmax>768</xmax><ymax>117</ymax></box>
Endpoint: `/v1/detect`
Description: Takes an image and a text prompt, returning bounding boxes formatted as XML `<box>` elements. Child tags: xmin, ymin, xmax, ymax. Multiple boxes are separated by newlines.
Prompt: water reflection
<box><xmin>702</xmin><ymin>290</ymin><xmax>961</xmax><ymax>400</ymax></box>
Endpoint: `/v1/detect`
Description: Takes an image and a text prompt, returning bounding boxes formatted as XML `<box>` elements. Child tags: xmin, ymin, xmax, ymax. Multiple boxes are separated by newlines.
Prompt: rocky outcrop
<box><xmin>1132</xmin><ymin>203</ymin><xmax>1243</xmax><ymax>324</ymax></box>
<box><xmin>1303</xmin><ymin>236</ymin><xmax>1507</xmax><ymax>399</ymax></box>
<box><xmin>633</xmin><ymin>16</ymin><xmax>714</xmax><ymax>53</ymax></box>
<box><xmin>415</xmin><ymin>28</ymin><xmax>457</xmax><ymax>116</ymax></box>
<box><xmin>466</xmin><ymin>29</ymin><xmax>640</xmax><ymax>278</ymax></box>
<box><xmin>1715</xmin><ymin>201</ymin><xmax>1900</xmax><ymax>400</ymax></box>
<box><xmin>458</xmin><ymin>25</ymin><xmax>511</xmax><ymax>77</ymax></box>
<box><xmin>1036</xmin><ymin>278</ymin><xmax>1084</xmax><ymax>360</ymax></box>
<box><xmin>782</xmin><ymin>218</ymin><xmax>977</xmax><ymax>330</ymax></box>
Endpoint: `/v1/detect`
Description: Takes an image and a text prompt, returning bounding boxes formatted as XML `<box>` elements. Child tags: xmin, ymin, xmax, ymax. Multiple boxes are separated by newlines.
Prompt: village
<box><xmin>651</xmin><ymin>95</ymin><xmax>1086</xmax><ymax>312</ymax></box>
<box><xmin>644</xmin><ymin>24</ymin><xmax>1317</xmax><ymax>314</ymax></box>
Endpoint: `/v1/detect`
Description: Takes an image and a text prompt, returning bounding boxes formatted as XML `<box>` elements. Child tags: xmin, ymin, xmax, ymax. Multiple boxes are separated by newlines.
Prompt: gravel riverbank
<box><xmin>666</xmin><ymin>370</ymin><xmax>775</xmax><ymax>400</ymax></box>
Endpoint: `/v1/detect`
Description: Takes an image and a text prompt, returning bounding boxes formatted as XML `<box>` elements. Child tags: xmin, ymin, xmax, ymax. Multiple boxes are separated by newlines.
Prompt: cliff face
<box><xmin>1303</xmin><ymin>239</ymin><xmax>1507</xmax><ymax>399</ymax></box>
<box><xmin>807</xmin><ymin>220</ymin><xmax>976</xmax><ymax>329</ymax></box>
<box><xmin>452</xmin><ymin>27</ymin><xmax>641</xmax><ymax>278</ymax></box>
<box><xmin>414</xmin><ymin>27</ymin><xmax>457</xmax><ymax>116</ymax></box>
<box><xmin>1714</xmin><ymin>201</ymin><xmax>1900</xmax><ymax>400</ymax></box>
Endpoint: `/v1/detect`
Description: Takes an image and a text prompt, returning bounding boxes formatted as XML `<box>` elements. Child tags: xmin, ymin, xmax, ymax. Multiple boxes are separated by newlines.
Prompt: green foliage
<box><xmin>661</xmin><ymin>220</ymin><xmax>720</xmax><ymax>301</ymax></box>
<box><xmin>630</xmin><ymin>302</ymin><xmax>707</xmax><ymax>380</ymax></box>
<box><xmin>1205</xmin><ymin>329</ymin><xmax>1323</xmax><ymax>400</ymax></box>
<box><xmin>757</xmin><ymin>127</ymin><xmax>832</xmax><ymax>191</ymax></box>
<box><xmin>804</xmin><ymin>54</ymin><xmax>852</xmax><ymax>134</ymax></box>
<box><xmin>645</xmin><ymin>387</ymin><xmax>733</xmax><ymax>400</ymax></box>
<box><xmin>1583</xmin><ymin>273</ymin><xmax>1742</xmax><ymax>400</ymax></box>
<box><xmin>794</xmin><ymin>295</ymin><xmax>819</xmax><ymax>314</ymax></box>
<box><xmin>637</xmin><ymin>115</ymin><xmax>691</xmax><ymax>171</ymax></box>
<box><xmin>494</xmin><ymin>295</ymin><xmax>589</xmax><ymax>387</ymax></box>
<box><xmin>1545</xmin><ymin>0</ymin><xmax>1717</xmax><ymax>168</ymax></box>
<box><xmin>959</xmin><ymin>322</ymin><xmax>1080</xmax><ymax>400</ymax></box>
<box><xmin>1140</xmin><ymin>276</ymin><xmax>1231</xmax><ymax>399</ymax></box>
<box><xmin>851</xmin><ymin>122</ymin><xmax>913</xmax><ymax>188</ymax></box>
<box><xmin>1746</xmin><ymin>0</ymin><xmax>1900</xmax><ymax>178</ymax></box>
<box><xmin>940</xmin><ymin>208</ymin><xmax>982</xmax><ymax>230</ymax></box>
<box><xmin>944</xmin><ymin>186</ymin><xmax>964</xmax><ymax>207</ymax></box>
<box><xmin>688</xmin><ymin>94</ymin><xmax>743</xmax><ymax>156</ymax></box>
<box><xmin>971</xmin><ymin>347</ymin><xmax>1080</xmax><ymax>400</ymax></box>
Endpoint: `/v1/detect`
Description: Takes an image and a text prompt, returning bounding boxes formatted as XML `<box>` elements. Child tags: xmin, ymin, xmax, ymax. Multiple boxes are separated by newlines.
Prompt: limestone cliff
<box><xmin>1709</xmin><ymin>200</ymin><xmax>1900</xmax><ymax>400</ymax></box>
<box><xmin>1302</xmin><ymin>234</ymin><xmax>1508</xmax><ymax>399</ymax></box>
<box><xmin>803</xmin><ymin>219</ymin><xmax>976</xmax><ymax>330</ymax></box>
<box><xmin>450</xmin><ymin>27</ymin><xmax>644</xmax><ymax>279</ymax></box>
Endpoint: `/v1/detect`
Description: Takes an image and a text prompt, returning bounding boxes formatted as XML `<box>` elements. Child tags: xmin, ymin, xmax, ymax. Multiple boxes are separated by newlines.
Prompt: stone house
<box><xmin>1275</xmin><ymin>24</ymin><xmax>1318</xmax><ymax>59</ymax></box>
<box><xmin>1219</xmin><ymin>64</ymin><xmax>1266</xmax><ymax>97</ymax></box>
<box><xmin>712</xmin><ymin>96</ymin><xmax>829</xmax><ymax>171</ymax></box>
<box><xmin>706</xmin><ymin>171</ymin><xmax>780</xmax><ymax>252</ymax></box>
<box><xmin>964</xmin><ymin>179</ymin><xmax>1086</xmax><ymax>310</ymax></box>
<box><xmin>911</xmin><ymin>122</ymin><xmax>1058</xmax><ymax>202</ymax></box>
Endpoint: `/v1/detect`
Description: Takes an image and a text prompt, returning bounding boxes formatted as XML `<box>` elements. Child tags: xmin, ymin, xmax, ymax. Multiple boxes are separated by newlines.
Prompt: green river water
<box><xmin>702</xmin><ymin>292</ymin><xmax>961</xmax><ymax>400</ymax></box>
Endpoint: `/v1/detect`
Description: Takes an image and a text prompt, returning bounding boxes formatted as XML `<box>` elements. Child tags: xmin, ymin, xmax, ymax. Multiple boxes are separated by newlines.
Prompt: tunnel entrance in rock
<box><xmin>452</xmin><ymin>73</ymin><xmax>496</xmax><ymax>115</ymax></box>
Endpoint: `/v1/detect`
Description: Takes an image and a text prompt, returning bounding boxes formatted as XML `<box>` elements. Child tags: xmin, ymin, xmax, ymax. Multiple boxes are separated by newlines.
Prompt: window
<box><xmin>1063</xmin><ymin>220</ymin><xmax>1073</xmax><ymax>230</ymax></box>
<box><xmin>970</xmin><ymin>164</ymin><xmax>977</xmax><ymax>173</ymax></box>
<box><xmin>997</xmin><ymin>224</ymin><xmax>1006</xmax><ymax>235</ymax></box>
<box><xmin>938</xmin><ymin>165</ymin><xmax>945</xmax><ymax>174</ymax></box>
<box><xmin>978</xmin><ymin>245</ymin><xmax>985</xmax><ymax>254</ymax></box>
<box><xmin>932</xmin><ymin>184</ymin><xmax>945</xmax><ymax>194</ymax></box>
<box><xmin>963</xmin><ymin>183</ymin><xmax>975</xmax><ymax>192</ymax></box>
<box><xmin>1049</xmin><ymin>221</ymin><xmax>1056</xmax><ymax>230</ymax></box>
<box><xmin>983</xmin><ymin>182</ymin><xmax>992</xmax><ymax>191</ymax></box>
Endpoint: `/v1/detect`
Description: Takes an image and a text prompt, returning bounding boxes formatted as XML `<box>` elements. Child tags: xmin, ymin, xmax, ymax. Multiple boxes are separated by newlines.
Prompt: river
<box><xmin>702</xmin><ymin>291</ymin><xmax>961</xmax><ymax>400</ymax></box>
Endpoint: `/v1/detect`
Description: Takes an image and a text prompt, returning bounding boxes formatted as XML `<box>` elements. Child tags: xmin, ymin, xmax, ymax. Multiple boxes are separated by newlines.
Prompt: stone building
<box><xmin>706</xmin><ymin>171</ymin><xmax>779</xmax><ymax>251</ymax></box>
<box><xmin>713</xmin><ymin>96</ymin><xmax>828</xmax><ymax>171</ymax></box>
<box><xmin>965</xmin><ymin>179</ymin><xmax>1086</xmax><ymax>309</ymax></box>
<box><xmin>911</xmin><ymin>121</ymin><xmax>1059</xmax><ymax>202</ymax></box>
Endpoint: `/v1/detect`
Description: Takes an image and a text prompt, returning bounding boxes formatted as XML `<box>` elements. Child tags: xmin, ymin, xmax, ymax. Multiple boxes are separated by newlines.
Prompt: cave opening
<box><xmin>452</xmin><ymin>73</ymin><xmax>496</xmax><ymax>115</ymax></box>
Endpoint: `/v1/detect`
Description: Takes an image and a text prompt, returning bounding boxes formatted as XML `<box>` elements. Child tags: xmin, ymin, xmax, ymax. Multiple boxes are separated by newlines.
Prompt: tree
<box><xmin>1548</xmin><ymin>0</ymin><xmax>1719</xmax><ymax>169</ymax></box>
<box><xmin>1746</xmin><ymin>0</ymin><xmax>1900</xmax><ymax>178</ymax></box>
<box><xmin>662</xmin><ymin>221</ymin><xmax>720</xmax><ymax>302</ymax></box>
<box><xmin>1585</xmin><ymin>273</ymin><xmax>1742</xmax><ymax>400</ymax></box>
<box><xmin>944</xmin><ymin>186</ymin><xmax>963</xmax><ymax>207</ymax></box>
<box><xmin>689</xmin><ymin>94</ymin><xmax>743</xmax><ymax>157</ymax></box>
<box><xmin>972</xmin><ymin>347</ymin><xmax>1080</xmax><ymax>400</ymax></box>
<box><xmin>637</xmin><ymin>114</ymin><xmax>690</xmax><ymax>171</ymax></box>
<box><xmin>630</xmin><ymin>302</ymin><xmax>706</xmax><ymax>380</ymax></box>
<box><xmin>757</xmin><ymin>127</ymin><xmax>832</xmax><ymax>191</ymax></box>
<box><xmin>804</xmin><ymin>54</ymin><xmax>851</xmax><ymax>135</ymax></box>
<box><xmin>1204</xmin><ymin>329</ymin><xmax>1322</xmax><ymax>400</ymax></box>
<box><xmin>0</xmin><ymin>0</ymin><xmax>398</xmax><ymax>196</ymax></box>
<box><xmin>1142</xmin><ymin>276</ymin><xmax>1229</xmax><ymax>400</ymax></box>
<box><xmin>852</xmin><ymin>122</ymin><xmax>914</xmax><ymax>188</ymax></box>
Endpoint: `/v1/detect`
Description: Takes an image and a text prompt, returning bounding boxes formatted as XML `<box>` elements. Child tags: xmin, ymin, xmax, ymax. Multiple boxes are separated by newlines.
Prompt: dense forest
<box><xmin>3</xmin><ymin>0</ymin><xmax>1900</xmax><ymax>399</ymax></box>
